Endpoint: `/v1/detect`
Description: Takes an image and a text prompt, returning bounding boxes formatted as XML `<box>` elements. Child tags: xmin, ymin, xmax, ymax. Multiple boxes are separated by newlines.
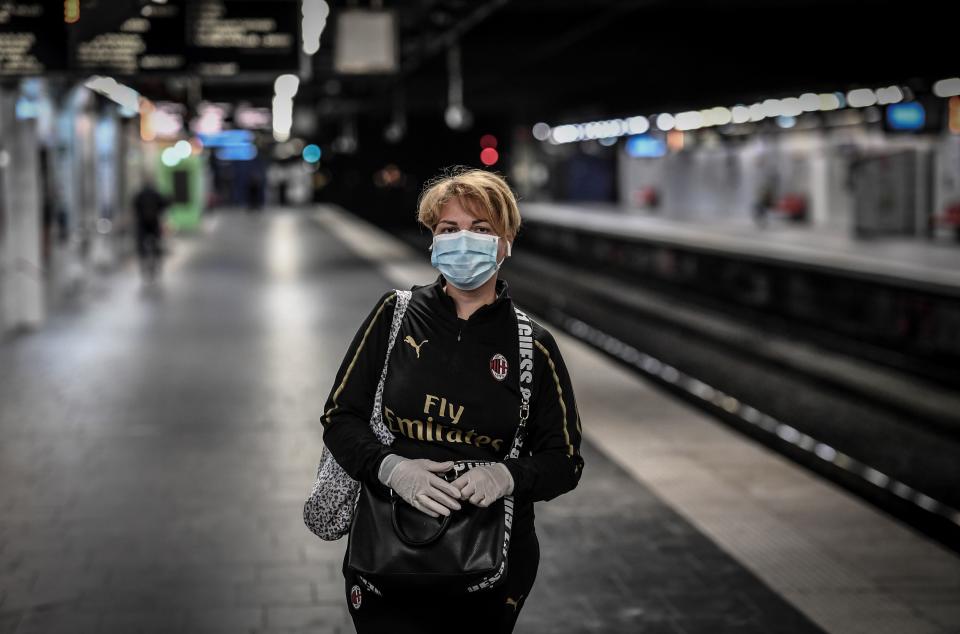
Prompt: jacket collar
<box><xmin>421</xmin><ymin>274</ymin><xmax>512</xmax><ymax>323</ymax></box>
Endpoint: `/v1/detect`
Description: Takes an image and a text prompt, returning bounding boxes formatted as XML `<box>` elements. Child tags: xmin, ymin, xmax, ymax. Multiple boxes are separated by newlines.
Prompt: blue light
<box><xmin>776</xmin><ymin>115</ymin><xmax>797</xmax><ymax>129</ymax></box>
<box><xmin>199</xmin><ymin>130</ymin><xmax>255</xmax><ymax>148</ymax></box>
<box><xmin>625</xmin><ymin>135</ymin><xmax>667</xmax><ymax>158</ymax></box>
<box><xmin>302</xmin><ymin>144</ymin><xmax>322</xmax><ymax>163</ymax></box>
<box><xmin>16</xmin><ymin>96</ymin><xmax>40</xmax><ymax>119</ymax></box>
<box><xmin>886</xmin><ymin>102</ymin><xmax>925</xmax><ymax>131</ymax></box>
<box><xmin>216</xmin><ymin>144</ymin><xmax>258</xmax><ymax>161</ymax></box>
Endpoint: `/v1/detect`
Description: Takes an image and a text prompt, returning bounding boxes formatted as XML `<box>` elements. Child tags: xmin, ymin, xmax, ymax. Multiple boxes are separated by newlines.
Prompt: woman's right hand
<box><xmin>379</xmin><ymin>457</ymin><xmax>462</xmax><ymax>518</ymax></box>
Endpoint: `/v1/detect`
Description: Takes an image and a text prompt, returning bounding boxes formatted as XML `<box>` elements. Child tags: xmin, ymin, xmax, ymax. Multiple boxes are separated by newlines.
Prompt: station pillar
<box><xmin>0</xmin><ymin>85</ymin><xmax>44</xmax><ymax>335</ymax></box>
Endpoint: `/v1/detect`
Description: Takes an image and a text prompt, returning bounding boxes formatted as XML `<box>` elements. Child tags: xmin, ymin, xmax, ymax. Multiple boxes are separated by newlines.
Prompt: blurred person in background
<box><xmin>132</xmin><ymin>177</ymin><xmax>170</xmax><ymax>282</ymax></box>
<box><xmin>320</xmin><ymin>168</ymin><xmax>585</xmax><ymax>633</ymax></box>
<box><xmin>753</xmin><ymin>176</ymin><xmax>777</xmax><ymax>228</ymax></box>
<box><xmin>247</xmin><ymin>171</ymin><xmax>265</xmax><ymax>211</ymax></box>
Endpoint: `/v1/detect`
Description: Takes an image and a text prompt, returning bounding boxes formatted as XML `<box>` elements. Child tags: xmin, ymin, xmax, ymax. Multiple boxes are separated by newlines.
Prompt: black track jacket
<box><xmin>321</xmin><ymin>274</ymin><xmax>584</xmax><ymax>538</ymax></box>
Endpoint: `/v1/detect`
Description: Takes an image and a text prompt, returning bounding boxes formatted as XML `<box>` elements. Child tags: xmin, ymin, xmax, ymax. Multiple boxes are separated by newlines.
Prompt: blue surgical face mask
<box><xmin>430</xmin><ymin>229</ymin><xmax>511</xmax><ymax>291</ymax></box>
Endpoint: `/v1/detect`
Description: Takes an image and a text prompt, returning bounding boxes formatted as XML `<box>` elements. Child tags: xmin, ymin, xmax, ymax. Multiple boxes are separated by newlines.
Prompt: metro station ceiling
<box><xmin>111</xmin><ymin>0</ymin><xmax>959</xmax><ymax>124</ymax></box>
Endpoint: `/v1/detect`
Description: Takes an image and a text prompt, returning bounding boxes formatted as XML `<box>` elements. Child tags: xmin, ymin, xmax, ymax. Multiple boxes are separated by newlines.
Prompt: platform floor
<box><xmin>0</xmin><ymin>206</ymin><xmax>957</xmax><ymax>634</ymax></box>
<box><xmin>520</xmin><ymin>202</ymin><xmax>960</xmax><ymax>294</ymax></box>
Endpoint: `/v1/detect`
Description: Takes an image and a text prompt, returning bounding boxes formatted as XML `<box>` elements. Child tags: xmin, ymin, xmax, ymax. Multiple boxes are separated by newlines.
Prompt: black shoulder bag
<box><xmin>345</xmin><ymin>306</ymin><xmax>536</xmax><ymax>596</ymax></box>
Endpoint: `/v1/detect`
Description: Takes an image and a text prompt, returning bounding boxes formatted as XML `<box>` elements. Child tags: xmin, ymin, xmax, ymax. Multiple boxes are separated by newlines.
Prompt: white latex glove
<box><xmin>378</xmin><ymin>456</ymin><xmax>462</xmax><ymax>518</ymax></box>
<box><xmin>451</xmin><ymin>463</ymin><xmax>514</xmax><ymax>508</ymax></box>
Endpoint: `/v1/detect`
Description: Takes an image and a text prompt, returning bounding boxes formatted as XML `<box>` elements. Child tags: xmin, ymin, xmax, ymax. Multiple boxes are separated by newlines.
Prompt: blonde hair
<box><xmin>417</xmin><ymin>168</ymin><xmax>521</xmax><ymax>240</ymax></box>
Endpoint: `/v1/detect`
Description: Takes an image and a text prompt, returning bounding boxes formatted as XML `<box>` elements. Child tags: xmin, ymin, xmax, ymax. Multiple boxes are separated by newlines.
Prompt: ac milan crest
<box><xmin>350</xmin><ymin>584</ymin><xmax>362</xmax><ymax>610</ymax></box>
<box><xmin>490</xmin><ymin>354</ymin><xmax>509</xmax><ymax>381</ymax></box>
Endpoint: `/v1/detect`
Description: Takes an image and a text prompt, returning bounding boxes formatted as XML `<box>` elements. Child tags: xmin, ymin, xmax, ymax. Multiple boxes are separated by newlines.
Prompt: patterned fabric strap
<box><xmin>303</xmin><ymin>289</ymin><xmax>411</xmax><ymax>541</ymax></box>
<box><xmin>466</xmin><ymin>304</ymin><xmax>535</xmax><ymax>593</ymax></box>
<box><xmin>508</xmin><ymin>306</ymin><xmax>534</xmax><ymax>459</ymax></box>
<box><xmin>369</xmin><ymin>290</ymin><xmax>410</xmax><ymax>444</ymax></box>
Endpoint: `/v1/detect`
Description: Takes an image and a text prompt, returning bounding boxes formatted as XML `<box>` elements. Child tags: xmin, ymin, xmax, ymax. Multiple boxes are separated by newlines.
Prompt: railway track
<box><xmin>503</xmin><ymin>248</ymin><xmax>960</xmax><ymax>553</ymax></box>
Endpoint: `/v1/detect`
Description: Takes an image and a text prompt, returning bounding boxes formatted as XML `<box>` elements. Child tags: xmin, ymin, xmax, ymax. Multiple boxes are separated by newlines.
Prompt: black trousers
<box><xmin>135</xmin><ymin>222</ymin><xmax>162</xmax><ymax>258</ymax></box>
<box><xmin>343</xmin><ymin>530</ymin><xmax>540</xmax><ymax>634</ymax></box>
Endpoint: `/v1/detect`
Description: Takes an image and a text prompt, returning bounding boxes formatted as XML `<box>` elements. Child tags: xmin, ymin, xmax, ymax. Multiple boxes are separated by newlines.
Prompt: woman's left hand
<box><xmin>451</xmin><ymin>463</ymin><xmax>514</xmax><ymax>507</ymax></box>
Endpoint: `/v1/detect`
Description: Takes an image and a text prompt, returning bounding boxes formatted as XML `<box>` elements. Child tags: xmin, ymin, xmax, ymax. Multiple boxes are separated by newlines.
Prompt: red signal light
<box><xmin>479</xmin><ymin>134</ymin><xmax>497</xmax><ymax>149</ymax></box>
<box><xmin>480</xmin><ymin>147</ymin><xmax>499</xmax><ymax>166</ymax></box>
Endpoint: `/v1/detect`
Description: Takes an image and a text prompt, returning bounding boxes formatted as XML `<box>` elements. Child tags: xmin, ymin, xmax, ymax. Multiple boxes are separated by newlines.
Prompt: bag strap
<box><xmin>507</xmin><ymin>306</ymin><xmax>534</xmax><ymax>459</ymax></box>
<box><xmin>369</xmin><ymin>290</ymin><xmax>412</xmax><ymax>445</ymax></box>
<box><xmin>462</xmin><ymin>306</ymin><xmax>533</xmax><ymax>594</ymax></box>
<box><xmin>386</xmin><ymin>290</ymin><xmax>411</xmax><ymax>355</ymax></box>
<box><xmin>391</xmin><ymin>493</ymin><xmax>451</xmax><ymax>547</ymax></box>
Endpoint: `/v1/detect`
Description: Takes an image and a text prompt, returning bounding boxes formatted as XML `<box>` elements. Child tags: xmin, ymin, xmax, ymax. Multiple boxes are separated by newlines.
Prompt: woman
<box><xmin>321</xmin><ymin>168</ymin><xmax>584</xmax><ymax>633</ymax></box>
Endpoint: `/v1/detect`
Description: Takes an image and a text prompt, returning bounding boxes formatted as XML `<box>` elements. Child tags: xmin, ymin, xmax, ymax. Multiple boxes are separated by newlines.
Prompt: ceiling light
<box><xmin>550</xmin><ymin>124</ymin><xmax>581</xmax><ymax>144</ymax></box>
<box><xmin>779</xmin><ymin>97</ymin><xmax>802</xmax><ymax>117</ymax></box>
<box><xmin>761</xmin><ymin>99</ymin><xmax>782</xmax><ymax>118</ymax></box>
<box><xmin>625</xmin><ymin>116</ymin><xmax>649</xmax><ymax>135</ymax></box>
<box><xmin>933</xmin><ymin>77</ymin><xmax>960</xmax><ymax>98</ymax></box>
<box><xmin>655</xmin><ymin>113</ymin><xmax>675</xmax><ymax>131</ymax></box>
<box><xmin>274</xmin><ymin>74</ymin><xmax>300</xmax><ymax>98</ymax></box>
<box><xmin>819</xmin><ymin>93</ymin><xmax>841</xmax><ymax>111</ymax></box>
<box><xmin>731</xmin><ymin>105</ymin><xmax>750</xmax><ymax>124</ymax></box>
<box><xmin>675</xmin><ymin>111</ymin><xmax>704</xmax><ymax>131</ymax></box>
<box><xmin>846</xmin><ymin>88</ymin><xmax>877</xmax><ymax>108</ymax></box>
<box><xmin>708</xmin><ymin>107</ymin><xmax>732</xmax><ymax>126</ymax></box>
<box><xmin>876</xmin><ymin>86</ymin><xmax>904</xmax><ymax>105</ymax></box>
<box><xmin>798</xmin><ymin>93</ymin><xmax>820</xmax><ymax>112</ymax></box>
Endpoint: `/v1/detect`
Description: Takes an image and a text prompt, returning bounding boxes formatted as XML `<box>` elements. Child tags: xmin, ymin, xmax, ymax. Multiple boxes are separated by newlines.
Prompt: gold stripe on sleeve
<box><xmin>323</xmin><ymin>292</ymin><xmax>396</xmax><ymax>426</ymax></box>
<box><xmin>534</xmin><ymin>340</ymin><xmax>574</xmax><ymax>457</ymax></box>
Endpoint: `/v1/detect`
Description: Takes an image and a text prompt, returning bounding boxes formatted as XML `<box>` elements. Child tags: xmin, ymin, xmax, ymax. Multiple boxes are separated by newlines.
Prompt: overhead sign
<box><xmin>198</xmin><ymin>129</ymin><xmax>255</xmax><ymax>148</ymax></box>
<box><xmin>626</xmin><ymin>135</ymin><xmax>667</xmax><ymax>158</ymax></box>
<box><xmin>0</xmin><ymin>0</ymin><xmax>300</xmax><ymax>77</ymax></box>
<box><xmin>187</xmin><ymin>0</ymin><xmax>300</xmax><ymax>77</ymax></box>
<box><xmin>71</xmin><ymin>2</ymin><xmax>186</xmax><ymax>75</ymax></box>
<box><xmin>0</xmin><ymin>1</ymin><xmax>68</xmax><ymax>74</ymax></box>
<box><xmin>885</xmin><ymin>102</ymin><xmax>925</xmax><ymax>132</ymax></box>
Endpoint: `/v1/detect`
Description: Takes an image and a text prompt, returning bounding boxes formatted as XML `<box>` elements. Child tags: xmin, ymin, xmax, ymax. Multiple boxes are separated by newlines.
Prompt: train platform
<box><xmin>520</xmin><ymin>202</ymin><xmax>960</xmax><ymax>296</ymax></box>
<box><xmin>0</xmin><ymin>206</ymin><xmax>958</xmax><ymax>634</ymax></box>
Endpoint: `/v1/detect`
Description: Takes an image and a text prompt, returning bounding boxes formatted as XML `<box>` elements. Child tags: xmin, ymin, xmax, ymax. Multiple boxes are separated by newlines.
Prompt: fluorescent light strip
<box><xmin>84</xmin><ymin>76</ymin><xmax>142</xmax><ymax>112</ymax></box>
<box><xmin>933</xmin><ymin>78</ymin><xmax>960</xmax><ymax>98</ymax></box>
<box><xmin>537</xmin><ymin>79</ymin><xmax>946</xmax><ymax>144</ymax></box>
<box><xmin>301</xmin><ymin>0</ymin><xmax>329</xmax><ymax>56</ymax></box>
<box><xmin>272</xmin><ymin>74</ymin><xmax>300</xmax><ymax>142</ymax></box>
<box><xmin>556</xmin><ymin>312</ymin><xmax>960</xmax><ymax>528</ymax></box>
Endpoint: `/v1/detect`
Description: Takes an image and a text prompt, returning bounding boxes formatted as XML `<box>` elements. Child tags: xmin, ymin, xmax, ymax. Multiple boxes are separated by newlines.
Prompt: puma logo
<box><xmin>506</xmin><ymin>595</ymin><xmax>524</xmax><ymax>612</ymax></box>
<box><xmin>403</xmin><ymin>336</ymin><xmax>428</xmax><ymax>358</ymax></box>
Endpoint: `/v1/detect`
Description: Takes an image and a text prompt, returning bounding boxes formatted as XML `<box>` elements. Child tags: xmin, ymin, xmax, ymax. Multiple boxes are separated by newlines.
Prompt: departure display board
<box><xmin>70</xmin><ymin>1</ymin><xmax>186</xmax><ymax>75</ymax></box>
<box><xmin>0</xmin><ymin>0</ymin><xmax>299</xmax><ymax>76</ymax></box>
<box><xmin>0</xmin><ymin>1</ymin><xmax>68</xmax><ymax>75</ymax></box>
<box><xmin>187</xmin><ymin>0</ymin><xmax>300</xmax><ymax>77</ymax></box>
